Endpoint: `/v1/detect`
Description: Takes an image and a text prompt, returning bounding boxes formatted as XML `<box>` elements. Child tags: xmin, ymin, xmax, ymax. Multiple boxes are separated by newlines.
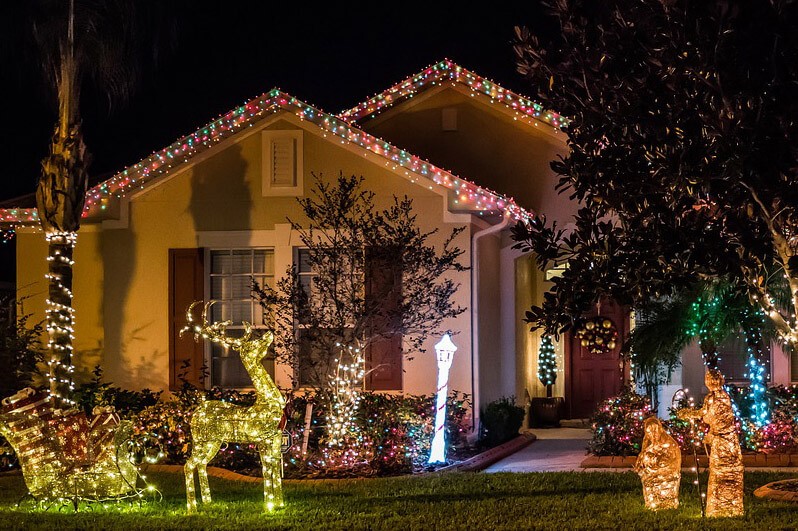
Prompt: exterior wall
<box><xmin>15</xmin><ymin>113</ymin><xmax>473</xmax><ymax>405</ymax></box>
<box><xmin>359</xmin><ymin>87</ymin><xmax>568</xmax><ymax>213</ymax></box>
<box><xmin>475</xmin><ymin>228</ymin><xmax>502</xmax><ymax>408</ymax></box>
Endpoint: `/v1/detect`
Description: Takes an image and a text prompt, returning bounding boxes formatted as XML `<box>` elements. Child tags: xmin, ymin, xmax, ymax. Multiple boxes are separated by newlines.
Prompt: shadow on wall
<box><xmin>98</xmin><ymin>221</ymin><xmax>137</xmax><ymax>388</ymax></box>
<box><xmin>188</xmin><ymin>143</ymin><xmax>252</xmax><ymax>233</ymax></box>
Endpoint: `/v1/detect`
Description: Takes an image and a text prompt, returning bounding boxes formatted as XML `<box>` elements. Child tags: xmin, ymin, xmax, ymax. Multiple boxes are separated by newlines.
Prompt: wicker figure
<box><xmin>183</xmin><ymin>302</ymin><xmax>285</xmax><ymax>514</ymax></box>
<box><xmin>634</xmin><ymin>416</ymin><xmax>681</xmax><ymax>510</ymax></box>
<box><xmin>679</xmin><ymin>369</ymin><xmax>744</xmax><ymax>517</ymax></box>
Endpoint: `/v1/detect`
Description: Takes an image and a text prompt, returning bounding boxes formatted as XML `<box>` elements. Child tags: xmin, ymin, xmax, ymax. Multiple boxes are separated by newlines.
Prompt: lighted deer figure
<box><xmin>182</xmin><ymin>302</ymin><xmax>285</xmax><ymax>513</ymax></box>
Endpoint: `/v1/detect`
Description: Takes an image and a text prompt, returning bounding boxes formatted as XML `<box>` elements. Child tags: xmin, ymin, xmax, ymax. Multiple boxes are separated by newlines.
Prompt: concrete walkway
<box><xmin>484</xmin><ymin>428</ymin><xmax>595</xmax><ymax>473</ymax></box>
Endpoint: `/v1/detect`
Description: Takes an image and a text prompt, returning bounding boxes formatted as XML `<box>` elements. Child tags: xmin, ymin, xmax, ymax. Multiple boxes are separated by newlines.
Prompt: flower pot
<box><xmin>530</xmin><ymin>397</ymin><xmax>565</xmax><ymax>428</ymax></box>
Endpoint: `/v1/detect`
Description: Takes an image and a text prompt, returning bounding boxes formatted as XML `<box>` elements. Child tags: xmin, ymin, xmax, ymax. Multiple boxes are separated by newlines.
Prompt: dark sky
<box><xmin>0</xmin><ymin>1</ymin><xmax>555</xmax><ymax>280</ymax></box>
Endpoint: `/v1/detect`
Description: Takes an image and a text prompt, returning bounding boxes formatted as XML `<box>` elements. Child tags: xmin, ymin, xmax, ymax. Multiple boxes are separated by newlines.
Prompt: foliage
<box><xmin>127</xmin><ymin>382</ymin><xmax>471</xmax><ymax>477</ymax></box>
<box><xmin>587</xmin><ymin>388</ymin><xmax>652</xmax><ymax>456</ymax></box>
<box><xmin>512</xmin><ymin>1</ymin><xmax>798</xmax><ymax>347</ymax></box>
<box><xmin>479</xmin><ymin>396</ymin><xmax>525</xmax><ymax>448</ymax></box>
<box><xmin>253</xmin><ymin>173</ymin><xmax>467</xmax><ymax>388</ymax></box>
<box><xmin>537</xmin><ymin>336</ymin><xmax>557</xmax><ymax>397</ymax></box>
<box><xmin>0</xmin><ymin>298</ymin><xmax>44</xmax><ymax>400</ymax></box>
<box><xmin>74</xmin><ymin>366</ymin><xmax>160</xmax><ymax>416</ymax></box>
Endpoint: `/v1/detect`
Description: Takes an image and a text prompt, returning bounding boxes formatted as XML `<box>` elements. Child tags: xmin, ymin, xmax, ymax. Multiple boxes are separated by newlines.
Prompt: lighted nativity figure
<box><xmin>678</xmin><ymin>369</ymin><xmax>744</xmax><ymax>517</ymax></box>
<box><xmin>182</xmin><ymin>302</ymin><xmax>285</xmax><ymax>514</ymax></box>
<box><xmin>633</xmin><ymin>416</ymin><xmax>681</xmax><ymax>510</ymax></box>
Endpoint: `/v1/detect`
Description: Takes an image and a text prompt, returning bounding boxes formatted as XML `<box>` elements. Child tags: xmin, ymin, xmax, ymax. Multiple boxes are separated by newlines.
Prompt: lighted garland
<box><xmin>339</xmin><ymin>59</ymin><xmax>568</xmax><ymax>129</ymax></box>
<box><xmin>575</xmin><ymin>317</ymin><xmax>618</xmax><ymax>355</ymax></box>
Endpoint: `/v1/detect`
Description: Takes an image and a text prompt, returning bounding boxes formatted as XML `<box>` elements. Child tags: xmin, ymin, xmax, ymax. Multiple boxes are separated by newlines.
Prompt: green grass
<box><xmin>0</xmin><ymin>471</ymin><xmax>795</xmax><ymax>530</ymax></box>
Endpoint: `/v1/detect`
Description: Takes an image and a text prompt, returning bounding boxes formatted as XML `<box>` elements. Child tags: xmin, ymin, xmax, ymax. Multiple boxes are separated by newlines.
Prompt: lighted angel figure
<box><xmin>678</xmin><ymin>369</ymin><xmax>744</xmax><ymax>517</ymax></box>
<box><xmin>634</xmin><ymin>416</ymin><xmax>681</xmax><ymax>510</ymax></box>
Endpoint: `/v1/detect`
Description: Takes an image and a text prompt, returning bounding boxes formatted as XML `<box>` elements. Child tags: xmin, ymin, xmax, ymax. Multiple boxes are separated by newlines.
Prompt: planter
<box><xmin>529</xmin><ymin>397</ymin><xmax>565</xmax><ymax>428</ymax></box>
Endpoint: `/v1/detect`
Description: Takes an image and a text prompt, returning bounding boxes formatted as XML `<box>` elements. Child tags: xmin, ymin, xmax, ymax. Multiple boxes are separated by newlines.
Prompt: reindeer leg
<box><xmin>197</xmin><ymin>441</ymin><xmax>222</xmax><ymax>505</ymax></box>
<box><xmin>271</xmin><ymin>434</ymin><xmax>285</xmax><ymax>509</ymax></box>
<box><xmin>259</xmin><ymin>438</ymin><xmax>283</xmax><ymax>512</ymax></box>
<box><xmin>184</xmin><ymin>453</ymin><xmax>198</xmax><ymax>514</ymax></box>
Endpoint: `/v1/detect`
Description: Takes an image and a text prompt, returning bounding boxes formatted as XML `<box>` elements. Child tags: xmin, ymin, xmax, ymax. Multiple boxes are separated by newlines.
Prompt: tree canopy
<box><xmin>511</xmin><ymin>0</ymin><xmax>798</xmax><ymax>345</ymax></box>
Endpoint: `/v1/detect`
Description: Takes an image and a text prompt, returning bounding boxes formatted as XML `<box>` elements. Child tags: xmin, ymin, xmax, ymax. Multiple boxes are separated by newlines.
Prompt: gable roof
<box><xmin>0</xmin><ymin>87</ymin><xmax>534</xmax><ymax>232</ymax></box>
<box><xmin>339</xmin><ymin>58</ymin><xmax>569</xmax><ymax>131</ymax></box>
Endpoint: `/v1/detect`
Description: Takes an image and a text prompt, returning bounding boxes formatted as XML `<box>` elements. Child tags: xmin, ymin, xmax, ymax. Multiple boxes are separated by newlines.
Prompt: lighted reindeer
<box><xmin>182</xmin><ymin>302</ymin><xmax>285</xmax><ymax>513</ymax></box>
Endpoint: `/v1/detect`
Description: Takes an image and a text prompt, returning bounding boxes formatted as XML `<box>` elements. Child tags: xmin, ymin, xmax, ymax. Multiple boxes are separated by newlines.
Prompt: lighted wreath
<box><xmin>575</xmin><ymin>317</ymin><xmax>618</xmax><ymax>355</ymax></box>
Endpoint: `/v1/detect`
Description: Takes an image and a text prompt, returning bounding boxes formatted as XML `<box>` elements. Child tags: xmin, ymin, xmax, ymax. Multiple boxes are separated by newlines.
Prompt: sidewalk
<box><xmin>484</xmin><ymin>428</ymin><xmax>593</xmax><ymax>473</ymax></box>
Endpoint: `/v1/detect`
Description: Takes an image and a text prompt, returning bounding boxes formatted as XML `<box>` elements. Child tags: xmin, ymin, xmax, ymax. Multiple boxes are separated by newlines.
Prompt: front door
<box><xmin>565</xmin><ymin>300</ymin><xmax>630</xmax><ymax>419</ymax></box>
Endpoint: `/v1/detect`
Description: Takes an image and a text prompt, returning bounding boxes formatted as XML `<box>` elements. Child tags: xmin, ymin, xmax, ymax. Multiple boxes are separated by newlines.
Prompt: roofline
<box><xmin>0</xmin><ymin>87</ymin><xmax>533</xmax><ymax>229</ymax></box>
<box><xmin>338</xmin><ymin>58</ymin><xmax>569</xmax><ymax>130</ymax></box>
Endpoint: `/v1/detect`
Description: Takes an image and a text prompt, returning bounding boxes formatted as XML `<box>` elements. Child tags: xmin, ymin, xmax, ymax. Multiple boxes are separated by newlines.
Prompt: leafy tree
<box><xmin>253</xmin><ymin>173</ymin><xmax>467</xmax><ymax>396</ymax></box>
<box><xmin>511</xmin><ymin>1</ymin><xmax>798</xmax><ymax>349</ymax></box>
<box><xmin>18</xmin><ymin>1</ymin><xmax>174</xmax><ymax>405</ymax></box>
<box><xmin>0</xmin><ymin>298</ymin><xmax>45</xmax><ymax>399</ymax></box>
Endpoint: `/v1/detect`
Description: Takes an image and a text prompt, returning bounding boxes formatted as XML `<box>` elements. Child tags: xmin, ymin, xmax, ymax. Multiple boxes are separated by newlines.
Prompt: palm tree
<box><xmin>29</xmin><ymin>0</ymin><xmax>172</xmax><ymax>406</ymax></box>
<box><xmin>630</xmin><ymin>279</ymin><xmax>776</xmax><ymax>412</ymax></box>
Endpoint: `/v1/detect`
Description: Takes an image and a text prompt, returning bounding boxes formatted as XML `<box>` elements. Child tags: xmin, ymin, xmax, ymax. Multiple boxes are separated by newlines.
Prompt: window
<box><xmin>262</xmin><ymin>130</ymin><xmax>303</xmax><ymax>196</ymax></box>
<box><xmin>208</xmin><ymin>249</ymin><xmax>275</xmax><ymax>388</ymax></box>
<box><xmin>716</xmin><ymin>335</ymin><xmax>771</xmax><ymax>384</ymax></box>
<box><xmin>293</xmin><ymin>247</ymin><xmax>402</xmax><ymax>390</ymax></box>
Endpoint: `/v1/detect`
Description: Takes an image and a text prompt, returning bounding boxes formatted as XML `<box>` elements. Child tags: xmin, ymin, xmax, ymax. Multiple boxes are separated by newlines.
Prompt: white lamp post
<box><xmin>429</xmin><ymin>333</ymin><xmax>457</xmax><ymax>464</ymax></box>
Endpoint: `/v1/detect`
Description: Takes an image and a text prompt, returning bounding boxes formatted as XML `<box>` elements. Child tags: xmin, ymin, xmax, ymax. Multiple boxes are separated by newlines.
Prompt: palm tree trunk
<box><xmin>45</xmin><ymin>231</ymin><xmax>76</xmax><ymax>406</ymax></box>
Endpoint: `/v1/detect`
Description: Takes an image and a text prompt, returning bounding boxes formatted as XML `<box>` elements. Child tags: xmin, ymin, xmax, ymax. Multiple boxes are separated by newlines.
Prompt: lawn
<box><xmin>0</xmin><ymin>470</ymin><xmax>795</xmax><ymax>530</ymax></box>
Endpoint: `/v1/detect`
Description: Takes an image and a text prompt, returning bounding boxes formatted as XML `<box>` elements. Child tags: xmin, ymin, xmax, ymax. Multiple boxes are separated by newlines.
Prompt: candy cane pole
<box><xmin>429</xmin><ymin>334</ymin><xmax>457</xmax><ymax>465</ymax></box>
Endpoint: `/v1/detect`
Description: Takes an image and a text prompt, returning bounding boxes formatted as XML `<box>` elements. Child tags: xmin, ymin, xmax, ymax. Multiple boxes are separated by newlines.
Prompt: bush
<box><xmin>587</xmin><ymin>388</ymin><xmax>652</xmax><ymax>456</ymax></box>
<box><xmin>479</xmin><ymin>396</ymin><xmax>524</xmax><ymax>448</ymax></box>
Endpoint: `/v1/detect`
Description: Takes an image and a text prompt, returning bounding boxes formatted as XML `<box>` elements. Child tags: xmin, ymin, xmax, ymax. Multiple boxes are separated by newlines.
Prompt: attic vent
<box><xmin>442</xmin><ymin>108</ymin><xmax>458</xmax><ymax>131</ymax></box>
<box><xmin>270</xmin><ymin>137</ymin><xmax>296</xmax><ymax>186</ymax></box>
<box><xmin>262</xmin><ymin>130</ymin><xmax>303</xmax><ymax>196</ymax></box>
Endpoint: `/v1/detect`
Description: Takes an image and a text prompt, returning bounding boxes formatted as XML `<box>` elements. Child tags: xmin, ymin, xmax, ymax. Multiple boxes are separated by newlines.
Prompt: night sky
<box><xmin>0</xmin><ymin>2</ymin><xmax>556</xmax><ymax>281</ymax></box>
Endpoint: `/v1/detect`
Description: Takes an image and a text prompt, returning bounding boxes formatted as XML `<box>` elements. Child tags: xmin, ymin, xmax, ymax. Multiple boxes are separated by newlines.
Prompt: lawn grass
<box><xmin>0</xmin><ymin>470</ymin><xmax>795</xmax><ymax>530</ymax></box>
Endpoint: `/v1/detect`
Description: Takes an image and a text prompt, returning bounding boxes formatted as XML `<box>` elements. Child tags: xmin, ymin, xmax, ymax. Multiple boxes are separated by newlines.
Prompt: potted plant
<box><xmin>530</xmin><ymin>335</ymin><xmax>565</xmax><ymax>427</ymax></box>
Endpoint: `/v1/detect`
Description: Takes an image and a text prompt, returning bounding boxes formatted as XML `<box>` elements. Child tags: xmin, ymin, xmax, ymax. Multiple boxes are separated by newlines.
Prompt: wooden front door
<box><xmin>565</xmin><ymin>300</ymin><xmax>630</xmax><ymax>419</ymax></box>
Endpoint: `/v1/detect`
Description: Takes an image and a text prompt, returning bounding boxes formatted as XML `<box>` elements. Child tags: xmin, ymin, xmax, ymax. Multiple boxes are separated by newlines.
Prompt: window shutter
<box><xmin>365</xmin><ymin>248</ymin><xmax>403</xmax><ymax>391</ymax></box>
<box><xmin>169</xmin><ymin>248</ymin><xmax>205</xmax><ymax>390</ymax></box>
<box><xmin>270</xmin><ymin>137</ymin><xmax>296</xmax><ymax>187</ymax></box>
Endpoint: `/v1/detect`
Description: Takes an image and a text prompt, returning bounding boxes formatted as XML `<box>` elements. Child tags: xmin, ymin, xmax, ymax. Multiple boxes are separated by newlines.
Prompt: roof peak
<box><xmin>338</xmin><ymin>58</ymin><xmax>568</xmax><ymax>129</ymax></box>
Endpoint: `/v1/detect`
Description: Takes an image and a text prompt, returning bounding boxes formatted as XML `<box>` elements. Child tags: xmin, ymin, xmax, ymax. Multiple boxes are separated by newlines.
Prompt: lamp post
<box><xmin>429</xmin><ymin>333</ymin><xmax>457</xmax><ymax>464</ymax></box>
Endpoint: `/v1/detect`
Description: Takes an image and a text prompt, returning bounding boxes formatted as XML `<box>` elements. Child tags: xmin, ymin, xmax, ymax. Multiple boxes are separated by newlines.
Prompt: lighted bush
<box><xmin>587</xmin><ymin>388</ymin><xmax>652</xmax><ymax>456</ymax></box>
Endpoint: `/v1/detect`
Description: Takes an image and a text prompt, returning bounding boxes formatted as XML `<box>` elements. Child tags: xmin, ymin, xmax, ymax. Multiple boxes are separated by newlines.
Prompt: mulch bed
<box><xmin>581</xmin><ymin>453</ymin><xmax>798</xmax><ymax>468</ymax></box>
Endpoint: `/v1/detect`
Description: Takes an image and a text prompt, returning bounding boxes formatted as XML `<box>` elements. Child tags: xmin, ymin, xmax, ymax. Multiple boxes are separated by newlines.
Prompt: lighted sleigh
<box><xmin>0</xmin><ymin>388</ymin><xmax>141</xmax><ymax>505</ymax></box>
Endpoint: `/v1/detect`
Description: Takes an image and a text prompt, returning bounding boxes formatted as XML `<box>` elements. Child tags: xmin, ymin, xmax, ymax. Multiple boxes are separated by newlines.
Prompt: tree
<box><xmin>23</xmin><ymin>1</ymin><xmax>173</xmax><ymax>406</ymax></box>
<box><xmin>253</xmin><ymin>174</ymin><xmax>467</xmax><ymax>443</ymax></box>
<box><xmin>537</xmin><ymin>335</ymin><xmax>557</xmax><ymax>397</ymax></box>
<box><xmin>511</xmin><ymin>1</ymin><xmax>798</xmax><ymax>349</ymax></box>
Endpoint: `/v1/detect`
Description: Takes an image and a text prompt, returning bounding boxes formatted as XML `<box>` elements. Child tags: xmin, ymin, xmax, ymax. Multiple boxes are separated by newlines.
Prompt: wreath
<box><xmin>575</xmin><ymin>317</ymin><xmax>618</xmax><ymax>355</ymax></box>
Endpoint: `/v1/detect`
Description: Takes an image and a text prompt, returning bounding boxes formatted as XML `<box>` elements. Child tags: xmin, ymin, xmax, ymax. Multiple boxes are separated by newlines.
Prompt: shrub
<box><xmin>587</xmin><ymin>388</ymin><xmax>652</xmax><ymax>456</ymax></box>
<box><xmin>479</xmin><ymin>396</ymin><xmax>524</xmax><ymax>448</ymax></box>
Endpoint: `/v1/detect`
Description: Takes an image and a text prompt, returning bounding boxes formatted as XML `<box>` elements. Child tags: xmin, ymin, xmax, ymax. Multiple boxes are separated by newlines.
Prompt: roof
<box><xmin>2</xmin><ymin>64</ymin><xmax>547</xmax><ymax>232</ymax></box>
<box><xmin>339</xmin><ymin>58</ymin><xmax>569</xmax><ymax>130</ymax></box>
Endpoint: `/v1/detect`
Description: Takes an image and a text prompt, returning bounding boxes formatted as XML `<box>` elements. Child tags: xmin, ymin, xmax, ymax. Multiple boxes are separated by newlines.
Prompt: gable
<box><xmin>356</xmin><ymin>86</ymin><xmax>567</xmax><ymax>214</ymax></box>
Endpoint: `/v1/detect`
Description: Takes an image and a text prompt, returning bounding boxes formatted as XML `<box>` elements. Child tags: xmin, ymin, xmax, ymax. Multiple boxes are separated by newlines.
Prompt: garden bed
<box><xmin>754</xmin><ymin>479</ymin><xmax>798</xmax><ymax>502</ymax></box>
<box><xmin>581</xmin><ymin>453</ymin><xmax>798</xmax><ymax>468</ymax></box>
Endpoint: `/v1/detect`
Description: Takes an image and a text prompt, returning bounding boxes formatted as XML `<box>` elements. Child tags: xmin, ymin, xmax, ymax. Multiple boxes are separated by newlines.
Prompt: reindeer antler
<box><xmin>181</xmin><ymin>301</ymin><xmax>241</xmax><ymax>349</ymax></box>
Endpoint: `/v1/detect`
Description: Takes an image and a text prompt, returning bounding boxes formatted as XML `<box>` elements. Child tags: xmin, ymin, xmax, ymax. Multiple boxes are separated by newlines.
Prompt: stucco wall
<box><xmin>16</xmin><ymin>113</ymin><xmax>473</xmax><ymax>404</ymax></box>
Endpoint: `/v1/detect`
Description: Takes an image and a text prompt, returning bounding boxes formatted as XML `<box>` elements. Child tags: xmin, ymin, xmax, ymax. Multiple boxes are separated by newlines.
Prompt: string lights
<box><xmin>339</xmin><ymin>59</ymin><xmax>568</xmax><ymax>129</ymax></box>
<box><xmin>0</xmin><ymin>388</ymin><xmax>156</xmax><ymax>508</ymax></box>
<box><xmin>182</xmin><ymin>302</ymin><xmax>285</xmax><ymax>514</ymax></box>
<box><xmin>326</xmin><ymin>343</ymin><xmax>365</xmax><ymax>448</ymax></box>
<box><xmin>0</xmin><ymin>61</ymin><xmax>547</xmax><ymax>239</ymax></box>
<box><xmin>44</xmin><ymin>230</ymin><xmax>77</xmax><ymax>407</ymax></box>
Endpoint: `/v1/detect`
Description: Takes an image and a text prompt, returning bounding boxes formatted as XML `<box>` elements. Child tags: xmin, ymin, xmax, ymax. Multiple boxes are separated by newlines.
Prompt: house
<box><xmin>4</xmin><ymin>59</ymin><xmax>645</xmax><ymax>426</ymax></box>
